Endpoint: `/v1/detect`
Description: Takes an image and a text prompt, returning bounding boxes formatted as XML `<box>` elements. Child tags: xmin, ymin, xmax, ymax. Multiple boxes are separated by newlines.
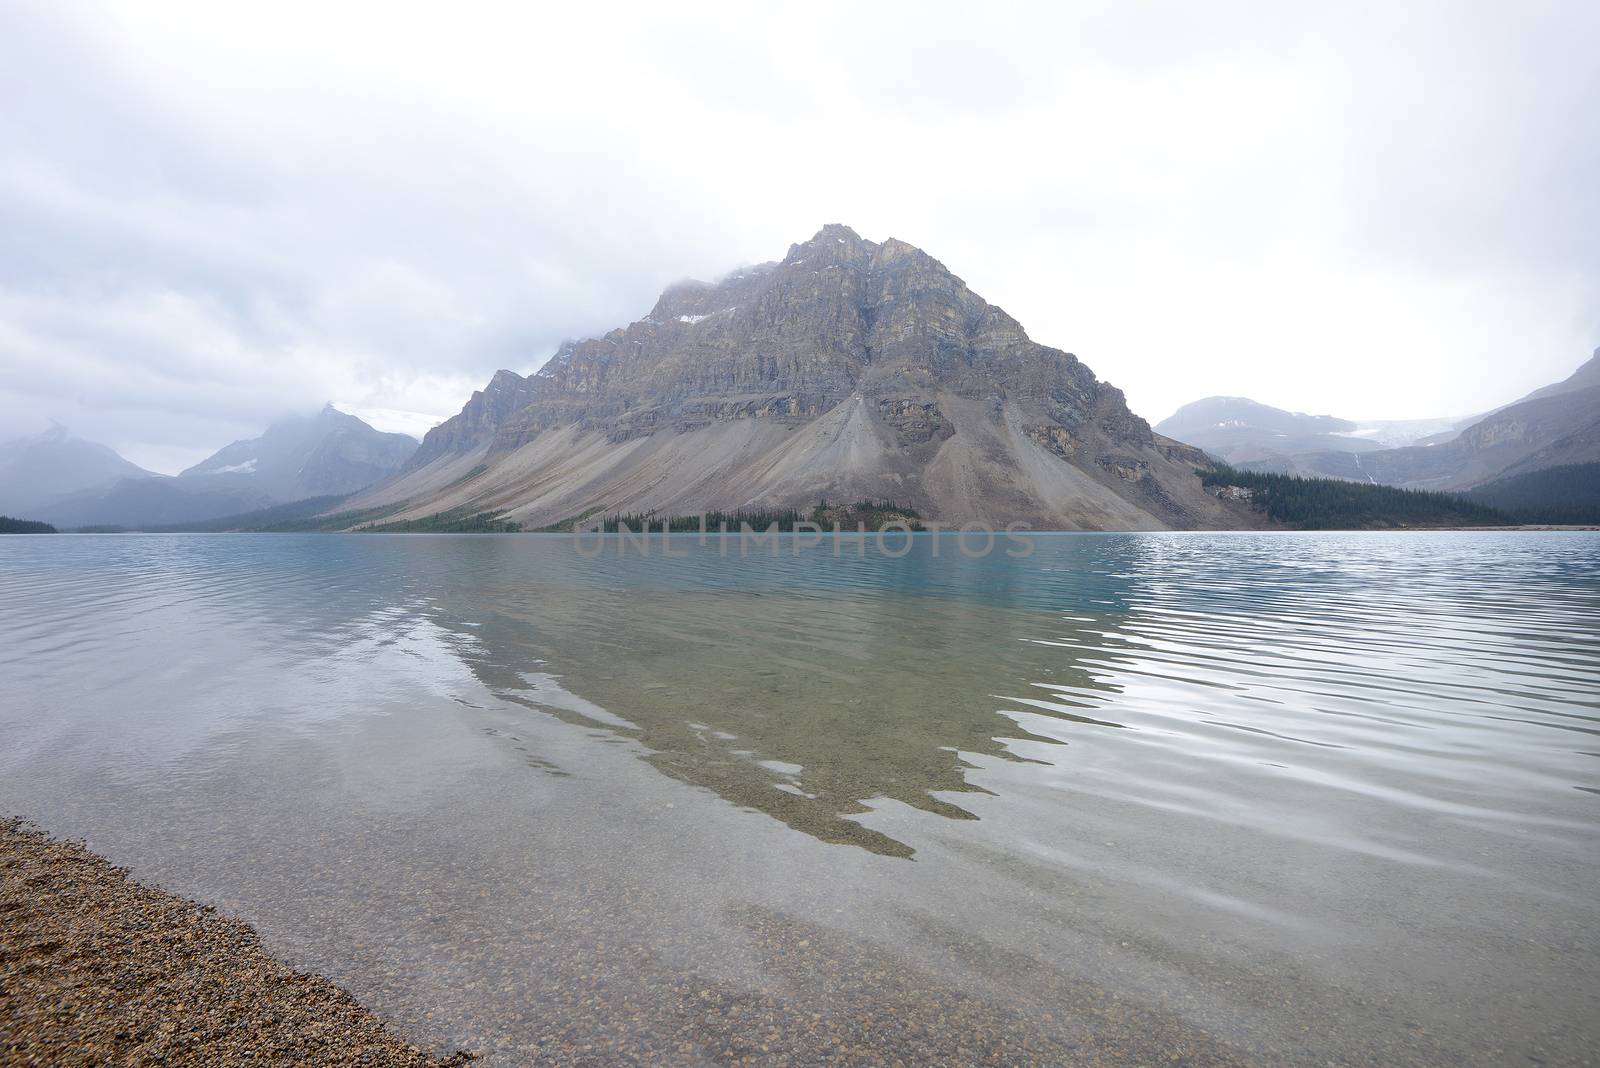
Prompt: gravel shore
<box><xmin>0</xmin><ymin>818</ymin><xmax>472</xmax><ymax>1066</ymax></box>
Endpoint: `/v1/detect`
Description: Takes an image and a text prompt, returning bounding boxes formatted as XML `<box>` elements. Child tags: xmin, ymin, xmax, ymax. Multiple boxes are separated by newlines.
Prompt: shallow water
<box><xmin>2</xmin><ymin>532</ymin><xmax>1597</xmax><ymax>1065</ymax></box>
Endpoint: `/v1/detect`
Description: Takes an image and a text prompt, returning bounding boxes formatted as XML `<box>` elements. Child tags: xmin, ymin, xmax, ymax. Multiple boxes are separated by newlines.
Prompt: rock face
<box><xmin>406</xmin><ymin>371</ymin><xmax>541</xmax><ymax>469</ymax></box>
<box><xmin>355</xmin><ymin>225</ymin><xmax>1258</xmax><ymax>530</ymax></box>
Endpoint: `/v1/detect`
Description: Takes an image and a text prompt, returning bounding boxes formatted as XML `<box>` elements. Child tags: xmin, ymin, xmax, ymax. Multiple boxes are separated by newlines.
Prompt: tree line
<box><xmin>0</xmin><ymin>515</ymin><xmax>57</xmax><ymax>534</ymax></box>
<box><xmin>1200</xmin><ymin>466</ymin><xmax>1508</xmax><ymax>528</ymax></box>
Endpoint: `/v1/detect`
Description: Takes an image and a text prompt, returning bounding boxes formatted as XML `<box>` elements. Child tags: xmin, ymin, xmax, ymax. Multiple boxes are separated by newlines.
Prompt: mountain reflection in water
<box><xmin>2</xmin><ymin>532</ymin><xmax>1597</xmax><ymax>1065</ymax></box>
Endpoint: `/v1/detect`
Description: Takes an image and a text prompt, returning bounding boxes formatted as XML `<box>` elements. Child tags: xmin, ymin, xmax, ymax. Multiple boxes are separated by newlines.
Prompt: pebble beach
<box><xmin>0</xmin><ymin>818</ymin><xmax>472</xmax><ymax>1067</ymax></box>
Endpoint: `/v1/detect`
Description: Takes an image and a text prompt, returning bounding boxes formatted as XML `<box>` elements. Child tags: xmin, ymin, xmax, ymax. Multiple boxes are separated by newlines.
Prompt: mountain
<box><xmin>405</xmin><ymin>371</ymin><xmax>541</xmax><ymax>470</ymax></box>
<box><xmin>37</xmin><ymin>406</ymin><xmax>417</xmax><ymax>529</ymax></box>
<box><xmin>0</xmin><ymin>424</ymin><xmax>156</xmax><ymax>516</ymax></box>
<box><xmin>180</xmin><ymin>404</ymin><xmax>418</xmax><ymax>501</ymax></box>
<box><xmin>1161</xmin><ymin>349</ymin><xmax>1600</xmax><ymax>496</ymax></box>
<box><xmin>1264</xmin><ymin>352</ymin><xmax>1600</xmax><ymax>491</ymax></box>
<box><xmin>345</xmin><ymin>225</ymin><xmax>1257</xmax><ymax>531</ymax></box>
<box><xmin>36</xmin><ymin>478</ymin><xmax>279</xmax><ymax>530</ymax></box>
<box><xmin>1154</xmin><ymin>398</ymin><xmax>1462</xmax><ymax>468</ymax></box>
<box><xmin>1510</xmin><ymin>348</ymin><xmax>1600</xmax><ymax>406</ymax></box>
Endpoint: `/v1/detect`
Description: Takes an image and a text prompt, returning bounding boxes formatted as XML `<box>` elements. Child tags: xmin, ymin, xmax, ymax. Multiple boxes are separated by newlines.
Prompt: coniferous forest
<box><xmin>0</xmin><ymin>516</ymin><xmax>56</xmax><ymax>534</ymax></box>
<box><xmin>1466</xmin><ymin>463</ymin><xmax>1600</xmax><ymax>525</ymax></box>
<box><xmin>1200</xmin><ymin>466</ymin><xmax>1509</xmax><ymax>529</ymax></box>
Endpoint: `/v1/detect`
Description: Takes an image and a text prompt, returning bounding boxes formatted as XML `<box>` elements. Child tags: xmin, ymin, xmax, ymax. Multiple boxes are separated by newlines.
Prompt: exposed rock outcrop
<box><xmin>350</xmin><ymin>225</ymin><xmax>1259</xmax><ymax>531</ymax></box>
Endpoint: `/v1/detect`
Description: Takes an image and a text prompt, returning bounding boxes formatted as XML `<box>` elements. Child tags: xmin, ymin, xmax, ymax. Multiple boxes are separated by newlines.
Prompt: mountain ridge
<box><xmin>1155</xmin><ymin>397</ymin><xmax>1464</xmax><ymax>468</ymax></box>
<box><xmin>33</xmin><ymin>406</ymin><xmax>418</xmax><ymax>529</ymax></box>
<box><xmin>347</xmin><ymin>225</ymin><xmax>1253</xmax><ymax>531</ymax></box>
<box><xmin>0</xmin><ymin>424</ymin><xmax>156</xmax><ymax>517</ymax></box>
<box><xmin>1160</xmin><ymin>348</ymin><xmax>1600</xmax><ymax>493</ymax></box>
<box><xmin>181</xmin><ymin>403</ymin><xmax>417</xmax><ymax>501</ymax></box>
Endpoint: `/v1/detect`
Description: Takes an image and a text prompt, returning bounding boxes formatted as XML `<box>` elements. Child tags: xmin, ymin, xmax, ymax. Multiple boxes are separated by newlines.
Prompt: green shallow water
<box><xmin>1</xmin><ymin>532</ymin><xmax>1597</xmax><ymax>1064</ymax></box>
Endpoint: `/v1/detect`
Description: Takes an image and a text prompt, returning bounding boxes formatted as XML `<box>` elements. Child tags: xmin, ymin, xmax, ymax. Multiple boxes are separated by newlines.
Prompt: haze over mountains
<box><xmin>345</xmin><ymin>225</ymin><xmax>1256</xmax><ymax>531</ymax></box>
<box><xmin>2</xmin><ymin>406</ymin><xmax>416</xmax><ymax>529</ymax></box>
<box><xmin>7</xmin><ymin>226</ymin><xmax>1594</xmax><ymax>532</ymax></box>
<box><xmin>1158</xmin><ymin>348</ymin><xmax>1600</xmax><ymax>503</ymax></box>
<box><xmin>177</xmin><ymin>405</ymin><xmax>417</xmax><ymax>503</ymax></box>
<box><xmin>0</xmin><ymin>425</ymin><xmax>156</xmax><ymax>518</ymax></box>
<box><xmin>1155</xmin><ymin>399</ymin><xmax>1463</xmax><ymax>468</ymax></box>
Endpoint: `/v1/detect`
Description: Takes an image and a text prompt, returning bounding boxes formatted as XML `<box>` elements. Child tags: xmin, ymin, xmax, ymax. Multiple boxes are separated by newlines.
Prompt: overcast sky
<box><xmin>2</xmin><ymin>1</ymin><xmax>1596</xmax><ymax>473</ymax></box>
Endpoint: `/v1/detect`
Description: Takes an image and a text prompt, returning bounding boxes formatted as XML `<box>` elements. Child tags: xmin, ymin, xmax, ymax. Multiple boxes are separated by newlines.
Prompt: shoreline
<box><xmin>0</xmin><ymin>818</ymin><xmax>472</xmax><ymax>1066</ymax></box>
<box><xmin>15</xmin><ymin>522</ymin><xmax>1600</xmax><ymax>537</ymax></box>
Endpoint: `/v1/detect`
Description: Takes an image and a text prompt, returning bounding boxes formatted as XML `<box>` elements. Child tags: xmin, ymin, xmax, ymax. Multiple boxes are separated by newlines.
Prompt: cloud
<box><xmin>1</xmin><ymin>0</ymin><xmax>1596</xmax><ymax>472</ymax></box>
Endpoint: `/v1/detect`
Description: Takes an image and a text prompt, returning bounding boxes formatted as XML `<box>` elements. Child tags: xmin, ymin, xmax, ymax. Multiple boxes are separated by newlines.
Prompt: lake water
<box><xmin>2</xmin><ymin>532</ymin><xmax>1597</xmax><ymax>1065</ymax></box>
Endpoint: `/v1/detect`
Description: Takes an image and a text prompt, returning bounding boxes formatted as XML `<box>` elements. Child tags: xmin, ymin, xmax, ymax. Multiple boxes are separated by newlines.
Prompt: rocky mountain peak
<box><xmin>785</xmin><ymin>223</ymin><xmax>876</xmax><ymax>266</ymax></box>
<box><xmin>347</xmin><ymin>224</ymin><xmax>1256</xmax><ymax>531</ymax></box>
<box><xmin>407</xmin><ymin>367</ymin><xmax>541</xmax><ymax>469</ymax></box>
<box><xmin>180</xmin><ymin>407</ymin><xmax>415</xmax><ymax>500</ymax></box>
<box><xmin>871</xmin><ymin>236</ymin><xmax>929</xmax><ymax>266</ymax></box>
<box><xmin>406</xmin><ymin>224</ymin><xmax>1161</xmax><ymax>465</ymax></box>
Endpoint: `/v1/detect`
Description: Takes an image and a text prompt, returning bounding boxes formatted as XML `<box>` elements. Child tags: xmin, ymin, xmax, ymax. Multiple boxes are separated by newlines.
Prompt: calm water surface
<box><xmin>2</xmin><ymin>532</ymin><xmax>1597</xmax><ymax>1065</ymax></box>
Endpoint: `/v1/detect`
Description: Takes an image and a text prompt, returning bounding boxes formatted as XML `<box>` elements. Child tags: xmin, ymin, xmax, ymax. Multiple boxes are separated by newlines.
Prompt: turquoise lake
<box><xmin>2</xmin><ymin>532</ymin><xmax>1597</xmax><ymax>1065</ymax></box>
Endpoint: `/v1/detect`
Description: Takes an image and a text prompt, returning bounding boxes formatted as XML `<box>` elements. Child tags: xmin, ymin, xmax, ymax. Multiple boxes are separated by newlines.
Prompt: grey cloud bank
<box><xmin>1</xmin><ymin>1</ymin><xmax>1595</xmax><ymax>472</ymax></box>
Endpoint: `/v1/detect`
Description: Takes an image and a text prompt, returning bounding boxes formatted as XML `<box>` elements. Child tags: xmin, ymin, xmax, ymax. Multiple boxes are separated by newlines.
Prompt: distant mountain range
<box><xmin>2</xmin><ymin>406</ymin><xmax>417</xmax><ymax>529</ymax></box>
<box><xmin>7</xmin><ymin>227</ymin><xmax>1592</xmax><ymax>533</ymax></box>
<box><xmin>176</xmin><ymin>405</ymin><xmax>417</xmax><ymax>502</ymax></box>
<box><xmin>341</xmin><ymin>224</ymin><xmax>1257</xmax><ymax>531</ymax></box>
<box><xmin>1155</xmin><ymin>399</ymin><xmax>1466</xmax><ymax>467</ymax></box>
<box><xmin>1158</xmin><ymin>349</ymin><xmax>1600</xmax><ymax>500</ymax></box>
<box><xmin>0</xmin><ymin>424</ymin><xmax>156</xmax><ymax>517</ymax></box>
